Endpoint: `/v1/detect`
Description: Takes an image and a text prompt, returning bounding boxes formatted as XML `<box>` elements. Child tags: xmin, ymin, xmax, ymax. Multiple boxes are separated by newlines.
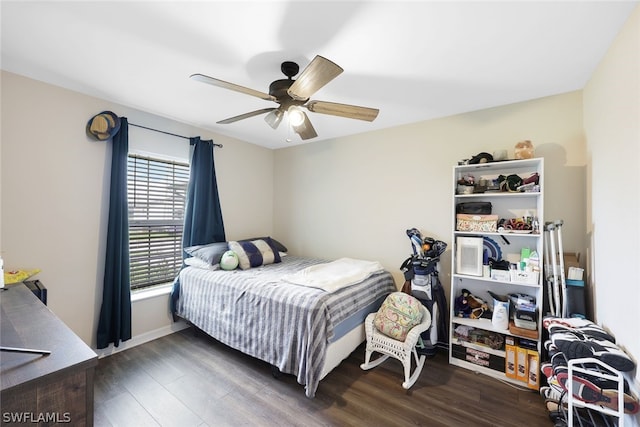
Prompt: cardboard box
<box><xmin>527</xmin><ymin>350</ymin><xmax>540</xmax><ymax>390</ymax></box>
<box><xmin>564</xmin><ymin>252</ymin><xmax>580</xmax><ymax>276</ymax></box>
<box><xmin>516</xmin><ymin>346</ymin><xmax>528</xmax><ymax>382</ymax></box>
<box><xmin>452</xmin><ymin>344</ymin><xmax>505</xmax><ymax>371</ymax></box>
<box><xmin>550</xmin><ymin>253</ymin><xmax>581</xmax><ymax>279</ymax></box>
<box><xmin>505</xmin><ymin>344</ymin><xmax>517</xmax><ymax>379</ymax></box>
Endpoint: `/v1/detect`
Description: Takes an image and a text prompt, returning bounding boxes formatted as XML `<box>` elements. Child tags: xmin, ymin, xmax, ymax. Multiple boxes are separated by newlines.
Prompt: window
<box><xmin>127</xmin><ymin>154</ymin><xmax>189</xmax><ymax>290</ymax></box>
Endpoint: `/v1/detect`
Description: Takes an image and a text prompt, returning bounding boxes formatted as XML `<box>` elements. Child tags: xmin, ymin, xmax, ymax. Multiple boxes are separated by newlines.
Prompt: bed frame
<box><xmin>320</xmin><ymin>324</ymin><xmax>367</xmax><ymax>379</ymax></box>
<box><xmin>175</xmin><ymin>256</ymin><xmax>396</xmax><ymax>397</ymax></box>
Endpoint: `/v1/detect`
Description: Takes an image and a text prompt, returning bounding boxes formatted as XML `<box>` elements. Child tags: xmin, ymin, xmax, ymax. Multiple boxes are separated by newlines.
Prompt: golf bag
<box><xmin>401</xmin><ymin>228</ymin><xmax>449</xmax><ymax>356</ymax></box>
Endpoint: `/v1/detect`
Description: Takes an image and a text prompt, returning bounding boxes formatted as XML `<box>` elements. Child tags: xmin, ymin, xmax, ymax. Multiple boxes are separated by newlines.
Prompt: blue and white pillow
<box><xmin>228</xmin><ymin>238</ymin><xmax>281</xmax><ymax>270</ymax></box>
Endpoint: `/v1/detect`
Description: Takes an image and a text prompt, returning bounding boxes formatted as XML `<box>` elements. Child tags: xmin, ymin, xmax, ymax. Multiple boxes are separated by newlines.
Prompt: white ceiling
<box><xmin>1</xmin><ymin>1</ymin><xmax>637</xmax><ymax>149</ymax></box>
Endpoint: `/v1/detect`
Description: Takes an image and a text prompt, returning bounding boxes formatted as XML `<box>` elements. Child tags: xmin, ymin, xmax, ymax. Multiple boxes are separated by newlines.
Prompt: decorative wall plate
<box><xmin>483</xmin><ymin>236</ymin><xmax>502</xmax><ymax>260</ymax></box>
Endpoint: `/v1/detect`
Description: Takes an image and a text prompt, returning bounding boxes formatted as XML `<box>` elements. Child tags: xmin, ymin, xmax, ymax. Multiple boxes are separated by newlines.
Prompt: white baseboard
<box><xmin>95</xmin><ymin>320</ymin><xmax>189</xmax><ymax>358</ymax></box>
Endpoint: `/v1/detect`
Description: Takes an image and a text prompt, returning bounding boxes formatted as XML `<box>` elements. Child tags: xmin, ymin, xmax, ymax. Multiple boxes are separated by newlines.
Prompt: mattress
<box><xmin>330</xmin><ymin>293</ymin><xmax>388</xmax><ymax>343</ymax></box>
<box><xmin>176</xmin><ymin>255</ymin><xmax>396</xmax><ymax>397</ymax></box>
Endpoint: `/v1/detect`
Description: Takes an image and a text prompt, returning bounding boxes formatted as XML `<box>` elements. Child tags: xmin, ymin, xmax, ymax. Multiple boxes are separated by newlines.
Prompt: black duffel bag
<box><xmin>456</xmin><ymin>202</ymin><xmax>492</xmax><ymax>215</ymax></box>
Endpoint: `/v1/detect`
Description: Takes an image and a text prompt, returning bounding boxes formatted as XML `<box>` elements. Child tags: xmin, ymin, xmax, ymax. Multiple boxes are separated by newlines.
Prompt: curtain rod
<box><xmin>129</xmin><ymin>122</ymin><xmax>223</xmax><ymax>148</ymax></box>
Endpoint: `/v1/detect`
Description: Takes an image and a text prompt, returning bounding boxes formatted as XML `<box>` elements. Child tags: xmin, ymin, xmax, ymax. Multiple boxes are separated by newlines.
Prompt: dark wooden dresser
<box><xmin>1</xmin><ymin>283</ymin><xmax>98</xmax><ymax>426</ymax></box>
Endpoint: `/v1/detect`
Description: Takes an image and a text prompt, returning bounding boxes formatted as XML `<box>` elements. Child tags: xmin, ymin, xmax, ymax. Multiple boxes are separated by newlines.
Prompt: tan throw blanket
<box><xmin>282</xmin><ymin>257</ymin><xmax>384</xmax><ymax>292</ymax></box>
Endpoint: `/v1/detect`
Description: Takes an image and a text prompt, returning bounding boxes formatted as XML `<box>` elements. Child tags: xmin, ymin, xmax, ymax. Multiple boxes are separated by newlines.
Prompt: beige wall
<box><xmin>274</xmin><ymin>91</ymin><xmax>587</xmax><ymax>300</ymax></box>
<box><xmin>0</xmin><ymin>71</ymin><xmax>274</xmax><ymax>348</ymax></box>
<box><xmin>583</xmin><ymin>4</ymin><xmax>639</xmax><ymax>387</ymax></box>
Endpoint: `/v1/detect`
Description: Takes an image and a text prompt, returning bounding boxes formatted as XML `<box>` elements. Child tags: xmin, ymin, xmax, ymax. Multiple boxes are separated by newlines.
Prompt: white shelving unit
<box><xmin>449</xmin><ymin>158</ymin><xmax>544</xmax><ymax>387</ymax></box>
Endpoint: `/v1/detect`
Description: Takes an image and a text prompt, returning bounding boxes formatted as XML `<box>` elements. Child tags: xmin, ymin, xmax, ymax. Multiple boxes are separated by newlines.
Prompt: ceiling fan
<box><xmin>190</xmin><ymin>55</ymin><xmax>379</xmax><ymax>140</ymax></box>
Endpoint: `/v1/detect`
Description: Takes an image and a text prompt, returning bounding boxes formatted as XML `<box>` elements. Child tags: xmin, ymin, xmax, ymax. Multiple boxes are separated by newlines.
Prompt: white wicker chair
<box><xmin>360</xmin><ymin>304</ymin><xmax>432</xmax><ymax>389</ymax></box>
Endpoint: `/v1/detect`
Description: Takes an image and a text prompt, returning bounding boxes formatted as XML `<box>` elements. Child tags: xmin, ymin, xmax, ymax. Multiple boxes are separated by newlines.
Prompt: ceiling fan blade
<box><xmin>292</xmin><ymin>112</ymin><xmax>318</xmax><ymax>140</ymax></box>
<box><xmin>306</xmin><ymin>100</ymin><xmax>379</xmax><ymax>122</ymax></box>
<box><xmin>287</xmin><ymin>55</ymin><xmax>343</xmax><ymax>101</ymax></box>
<box><xmin>190</xmin><ymin>73</ymin><xmax>276</xmax><ymax>101</ymax></box>
<box><xmin>217</xmin><ymin>108</ymin><xmax>276</xmax><ymax>124</ymax></box>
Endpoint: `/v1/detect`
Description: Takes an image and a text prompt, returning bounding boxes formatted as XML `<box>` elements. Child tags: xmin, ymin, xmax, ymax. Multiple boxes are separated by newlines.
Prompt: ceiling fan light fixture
<box><xmin>288</xmin><ymin>106</ymin><xmax>305</xmax><ymax>127</ymax></box>
<box><xmin>291</xmin><ymin>111</ymin><xmax>318</xmax><ymax>141</ymax></box>
<box><xmin>265</xmin><ymin>109</ymin><xmax>284</xmax><ymax>129</ymax></box>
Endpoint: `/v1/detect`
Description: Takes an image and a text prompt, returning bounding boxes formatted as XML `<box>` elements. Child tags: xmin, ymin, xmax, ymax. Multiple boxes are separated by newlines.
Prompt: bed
<box><xmin>175</xmin><ymin>252</ymin><xmax>396</xmax><ymax>398</ymax></box>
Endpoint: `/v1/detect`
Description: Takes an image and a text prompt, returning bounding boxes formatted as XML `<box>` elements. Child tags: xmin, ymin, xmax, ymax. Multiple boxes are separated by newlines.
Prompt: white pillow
<box><xmin>184</xmin><ymin>256</ymin><xmax>220</xmax><ymax>271</ymax></box>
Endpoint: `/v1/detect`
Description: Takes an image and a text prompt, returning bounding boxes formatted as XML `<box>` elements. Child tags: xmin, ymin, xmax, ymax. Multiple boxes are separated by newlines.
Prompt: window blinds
<box><xmin>127</xmin><ymin>155</ymin><xmax>189</xmax><ymax>289</ymax></box>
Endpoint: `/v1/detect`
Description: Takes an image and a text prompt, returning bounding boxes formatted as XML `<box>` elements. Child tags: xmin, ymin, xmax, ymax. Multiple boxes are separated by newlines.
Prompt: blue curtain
<box><xmin>182</xmin><ymin>137</ymin><xmax>226</xmax><ymax>247</ymax></box>
<box><xmin>97</xmin><ymin>117</ymin><xmax>132</xmax><ymax>349</ymax></box>
<box><xmin>170</xmin><ymin>137</ymin><xmax>225</xmax><ymax>317</ymax></box>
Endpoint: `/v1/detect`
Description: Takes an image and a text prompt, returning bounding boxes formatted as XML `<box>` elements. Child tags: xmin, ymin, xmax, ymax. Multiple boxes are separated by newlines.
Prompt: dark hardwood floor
<box><xmin>94</xmin><ymin>328</ymin><xmax>551</xmax><ymax>426</ymax></box>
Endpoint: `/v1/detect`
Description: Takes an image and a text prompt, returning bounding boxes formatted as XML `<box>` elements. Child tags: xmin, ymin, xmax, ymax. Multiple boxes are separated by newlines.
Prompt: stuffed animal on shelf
<box><xmin>455</xmin><ymin>288</ymin><xmax>490</xmax><ymax>319</ymax></box>
<box><xmin>466</xmin><ymin>293</ymin><xmax>489</xmax><ymax>319</ymax></box>
<box><xmin>514</xmin><ymin>140</ymin><xmax>534</xmax><ymax>159</ymax></box>
<box><xmin>455</xmin><ymin>289</ymin><xmax>472</xmax><ymax>317</ymax></box>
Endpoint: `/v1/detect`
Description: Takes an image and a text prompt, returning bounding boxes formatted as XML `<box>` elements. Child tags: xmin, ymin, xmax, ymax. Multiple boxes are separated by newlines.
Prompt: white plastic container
<box><xmin>491</xmin><ymin>298</ymin><xmax>509</xmax><ymax>330</ymax></box>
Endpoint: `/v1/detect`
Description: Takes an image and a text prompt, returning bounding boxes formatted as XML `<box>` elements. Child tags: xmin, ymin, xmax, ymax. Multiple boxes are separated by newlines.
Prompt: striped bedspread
<box><xmin>176</xmin><ymin>256</ymin><xmax>396</xmax><ymax>397</ymax></box>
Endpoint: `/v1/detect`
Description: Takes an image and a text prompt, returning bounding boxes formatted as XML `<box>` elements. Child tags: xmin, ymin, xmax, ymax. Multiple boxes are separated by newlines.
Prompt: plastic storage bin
<box><xmin>566</xmin><ymin>279</ymin><xmax>586</xmax><ymax>318</ymax></box>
